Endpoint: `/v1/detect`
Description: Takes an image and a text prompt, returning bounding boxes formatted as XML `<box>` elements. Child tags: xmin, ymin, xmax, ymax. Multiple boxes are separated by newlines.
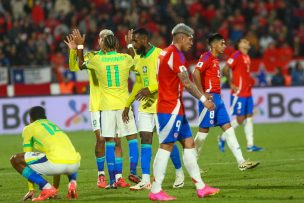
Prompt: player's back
<box><xmin>22</xmin><ymin>119</ymin><xmax>81</xmax><ymax>164</ymax></box>
<box><xmin>157</xmin><ymin>45</ymin><xmax>186</xmax><ymax>115</ymax></box>
<box><xmin>87</xmin><ymin>52</ymin><xmax>134</xmax><ymax>110</ymax></box>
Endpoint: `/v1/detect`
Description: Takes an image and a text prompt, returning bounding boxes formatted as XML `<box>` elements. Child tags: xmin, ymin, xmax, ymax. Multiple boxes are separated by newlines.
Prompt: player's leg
<box><xmin>101</xmin><ymin>110</ymin><xmax>117</xmax><ymax>189</ymax></box>
<box><xmin>244</xmin><ymin>97</ymin><xmax>263</xmax><ymax>152</ymax></box>
<box><xmin>114</xmin><ymin>137</ymin><xmax>130</xmax><ymax>188</ymax></box>
<box><xmin>149</xmin><ymin>113</ymin><xmax>180</xmax><ymax>201</ymax></box>
<box><xmin>178</xmin><ymin>116</ymin><xmax>219</xmax><ymax>198</ymax></box>
<box><xmin>117</xmin><ymin>109</ymin><xmax>140</xmax><ymax>183</ymax></box>
<box><xmin>170</xmin><ymin>143</ymin><xmax>185</xmax><ymax>188</ymax></box>
<box><xmin>10</xmin><ymin>152</ymin><xmax>57</xmax><ymax>201</ymax></box>
<box><xmin>91</xmin><ymin>111</ymin><xmax>107</xmax><ymax>188</ymax></box>
<box><xmin>66</xmin><ymin>162</ymin><xmax>80</xmax><ymax>200</ymax></box>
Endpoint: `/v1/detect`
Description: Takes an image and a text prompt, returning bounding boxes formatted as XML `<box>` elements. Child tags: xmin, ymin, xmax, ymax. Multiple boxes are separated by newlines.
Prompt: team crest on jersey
<box><xmin>197</xmin><ymin>62</ymin><xmax>203</xmax><ymax>68</ymax></box>
<box><xmin>210</xmin><ymin>120</ymin><xmax>214</xmax><ymax>125</ymax></box>
<box><xmin>227</xmin><ymin>58</ymin><xmax>234</xmax><ymax>65</ymax></box>
<box><xmin>174</xmin><ymin>132</ymin><xmax>179</xmax><ymax>138</ymax></box>
<box><xmin>142</xmin><ymin>66</ymin><xmax>147</xmax><ymax>73</ymax></box>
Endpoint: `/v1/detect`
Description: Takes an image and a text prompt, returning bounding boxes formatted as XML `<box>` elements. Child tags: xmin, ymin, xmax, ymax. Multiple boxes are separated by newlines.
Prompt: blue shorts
<box><xmin>230</xmin><ymin>95</ymin><xmax>253</xmax><ymax>116</ymax></box>
<box><xmin>198</xmin><ymin>93</ymin><xmax>230</xmax><ymax>128</ymax></box>
<box><xmin>156</xmin><ymin>113</ymin><xmax>192</xmax><ymax>144</ymax></box>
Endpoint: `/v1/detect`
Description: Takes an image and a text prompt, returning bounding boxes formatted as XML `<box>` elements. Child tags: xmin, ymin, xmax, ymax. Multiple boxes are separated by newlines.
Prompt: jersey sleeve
<box><xmin>125</xmin><ymin>54</ymin><xmax>135</xmax><ymax>70</ymax></box>
<box><xmin>226</xmin><ymin>52</ymin><xmax>239</xmax><ymax>70</ymax></box>
<box><xmin>170</xmin><ymin>51</ymin><xmax>187</xmax><ymax>74</ymax></box>
<box><xmin>195</xmin><ymin>55</ymin><xmax>209</xmax><ymax>73</ymax></box>
<box><xmin>22</xmin><ymin>127</ymin><xmax>33</xmax><ymax>152</ymax></box>
<box><xmin>68</xmin><ymin>50</ymin><xmax>79</xmax><ymax>72</ymax></box>
<box><xmin>125</xmin><ymin>73</ymin><xmax>143</xmax><ymax>107</ymax></box>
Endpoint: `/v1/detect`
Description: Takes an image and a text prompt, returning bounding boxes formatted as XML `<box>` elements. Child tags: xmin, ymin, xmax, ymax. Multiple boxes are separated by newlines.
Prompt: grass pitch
<box><xmin>0</xmin><ymin>123</ymin><xmax>303</xmax><ymax>202</ymax></box>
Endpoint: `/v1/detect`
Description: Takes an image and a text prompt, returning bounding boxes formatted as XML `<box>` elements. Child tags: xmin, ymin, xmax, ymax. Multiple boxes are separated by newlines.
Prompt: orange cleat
<box><xmin>67</xmin><ymin>181</ymin><xmax>78</xmax><ymax>199</ymax></box>
<box><xmin>97</xmin><ymin>175</ymin><xmax>107</xmax><ymax>188</ymax></box>
<box><xmin>115</xmin><ymin>178</ymin><xmax>130</xmax><ymax>188</ymax></box>
<box><xmin>32</xmin><ymin>186</ymin><xmax>57</xmax><ymax>202</ymax></box>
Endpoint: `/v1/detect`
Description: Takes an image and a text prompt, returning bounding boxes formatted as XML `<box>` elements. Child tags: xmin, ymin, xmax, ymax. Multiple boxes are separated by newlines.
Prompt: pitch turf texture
<box><xmin>0</xmin><ymin>123</ymin><xmax>303</xmax><ymax>203</ymax></box>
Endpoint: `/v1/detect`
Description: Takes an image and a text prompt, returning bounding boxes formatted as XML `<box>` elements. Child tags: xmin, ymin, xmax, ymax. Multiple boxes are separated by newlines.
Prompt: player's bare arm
<box><xmin>192</xmin><ymin>69</ymin><xmax>213</xmax><ymax>101</ymax></box>
<box><xmin>222</xmin><ymin>64</ymin><xmax>239</xmax><ymax>93</ymax></box>
<box><xmin>135</xmin><ymin>88</ymin><xmax>151</xmax><ymax>101</ymax></box>
<box><xmin>125</xmin><ymin>29</ymin><xmax>135</xmax><ymax>58</ymax></box>
<box><xmin>178</xmin><ymin>71</ymin><xmax>215</xmax><ymax>111</ymax></box>
<box><xmin>64</xmin><ymin>34</ymin><xmax>76</xmax><ymax>50</ymax></box>
<box><xmin>73</xmin><ymin>29</ymin><xmax>86</xmax><ymax>70</ymax></box>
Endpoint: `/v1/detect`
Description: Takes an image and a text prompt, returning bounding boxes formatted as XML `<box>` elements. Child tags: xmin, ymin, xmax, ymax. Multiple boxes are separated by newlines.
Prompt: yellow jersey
<box><xmin>22</xmin><ymin>119</ymin><xmax>81</xmax><ymax>164</ymax></box>
<box><xmin>85</xmin><ymin>51</ymin><xmax>134</xmax><ymax>110</ymax></box>
<box><xmin>69</xmin><ymin>49</ymin><xmax>102</xmax><ymax>112</ymax></box>
<box><xmin>125</xmin><ymin>46</ymin><xmax>161</xmax><ymax>113</ymax></box>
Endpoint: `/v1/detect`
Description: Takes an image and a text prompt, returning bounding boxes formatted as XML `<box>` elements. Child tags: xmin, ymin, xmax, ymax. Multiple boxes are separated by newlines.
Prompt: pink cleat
<box><xmin>149</xmin><ymin>190</ymin><xmax>176</xmax><ymax>201</ymax></box>
<box><xmin>197</xmin><ymin>184</ymin><xmax>220</xmax><ymax>198</ymax></box>
<box><xmin>67</xmin><ymin>181</ymin><xmax>78</xmax><ymax>199</ymax></box>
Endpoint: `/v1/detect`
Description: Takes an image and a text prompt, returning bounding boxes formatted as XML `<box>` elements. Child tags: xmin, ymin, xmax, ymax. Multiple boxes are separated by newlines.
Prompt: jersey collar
<box><xmin>143</xmin><ymin>46</ymin><xmax>155</xmax><ymax>58</ymax></box>
<box><xmin>106</xmin><ymin>51</ymin><xmax>117</xmax><ymax>55</ymax></box>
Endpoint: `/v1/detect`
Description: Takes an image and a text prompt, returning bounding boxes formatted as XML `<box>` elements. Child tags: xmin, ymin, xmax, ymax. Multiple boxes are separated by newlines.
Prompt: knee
<box><xmin>140</xmin><ymin>133</ymin><xmax>152</xmax><ymax>144</ymax></box>
<box><xmin>115</xmin><ymin>138</ymin><xmax>121</xmax><ymax>147</ymax></box>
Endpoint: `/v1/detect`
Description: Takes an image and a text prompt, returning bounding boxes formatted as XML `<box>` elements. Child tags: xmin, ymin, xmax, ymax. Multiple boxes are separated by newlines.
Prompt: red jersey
<box><xmin>157</xmin><ymin>45</ymin><xmax>187</xmax><ymax>115</ymax></box>
<box><xmin>195</xmin><ymin>51</ymin><xmax>221</xmax><ymax>94</ymax></box>
<box><xmin>227</xmin><ymin>51</ymin><xmax>253</xmax><ymax>97</ymax></box>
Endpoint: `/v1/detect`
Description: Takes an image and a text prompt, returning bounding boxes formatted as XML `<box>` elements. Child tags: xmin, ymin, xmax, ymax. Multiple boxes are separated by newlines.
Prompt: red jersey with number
<box><xmin>227</xmin><ymin>51</ymin><xmax>253</xmax><ymax>97</ymax></box>
<box><xmin>195</xmin><ymin>51</ymin><xmax>221</xmax><ymax>94</ymax></box>
<box><xmin>157</xmin><ymin>44</ymin><xmax>188</xmax><ymax>115</ymax></box>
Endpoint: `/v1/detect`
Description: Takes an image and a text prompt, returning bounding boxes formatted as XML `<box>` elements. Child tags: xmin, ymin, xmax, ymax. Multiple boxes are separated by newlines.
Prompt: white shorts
<box><xmin>101</xmin><ymin>110</ymin><xmax>137</xmax><ymax>138</ymax></box>
<box><xmin>25</xmin><ymin>152</ymin><xmax>80</xmax><ymax>175</ymax></box>
<box><xmin>91</xmin><ymin>111</ymin><xmax>101</xmax><ymax>132</ymax></box>
<box><xmin>138</xmin><ymin>112</ymin><xmax>156</xmax><ymax>132</ymax></box>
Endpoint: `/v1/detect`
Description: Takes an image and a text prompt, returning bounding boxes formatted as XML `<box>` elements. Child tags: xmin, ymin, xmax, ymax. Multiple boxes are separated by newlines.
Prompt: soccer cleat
<box><xmin>67</xmin><ymin>181</ymin><xmax>78</xmax><ymax>199</ymax></box>
<box><xmin>238</xmin><ymin>160</ymin><xmax>260</xmax><ymax>171</ymax></box>
<box><xmin>217</xmin><ymin>135</ymin><xmax>225</xmax><ymax>152</ymax></box>
<box><xmin>172</xmin><ymin>174</ymin><xmax>184</xmax><ymax>188</ymax></box>
<box><xmin>32</xmin><ymin>186</ymin><xmax>57</xmax><ymax>202</ymax></box>
<box><xmin>149</xmin><ymin>190</ymin><xmax>176</xmax><ymax>201</ymax></box>
<box><xmin>105</xmin><ymin>183</ymin><xmax>117</xmax><ymax>189</ymax></box>
<box><xmin>197</xmin><ymin>185</ymin><xmax>220</xmax><ymax>198</ymax></box>
<box><xmin>130</xmin><ymin>181</ymin><xmax>152</xmax><ymax>191</ymax></box>
<box><xmin>115</xmin><ymin>178</ymin><xmax>130</xmax><ymax>188</ymax></box>
<box><xmin>128</xmin><ymin>174</ymin><xmax>141</xmax><ymax>184</ymax></box>
<box><xmin>97</xmin><ymin>174</ymin><xmax>107</xmax><ymax>188</ymax></box>
<box><xmin>247</xmin><ymin>145</ymin><xmax>264</xmax><ymax>152</ymax></box>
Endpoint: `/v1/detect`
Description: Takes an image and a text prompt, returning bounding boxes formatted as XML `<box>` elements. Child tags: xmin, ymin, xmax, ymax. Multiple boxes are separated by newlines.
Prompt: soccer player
<box><xmin>75</xmin><ymin>31</ymin><xmax>139</xmax><ymax>188</ymax></box>
<box><xmin>10</xmin><ymin>106</ymin><xmax>81</xmax><ymax>201</ymax></box>
<box><xmin>193</xmin><ymin>33</ymin><xmax>260</xmax><ymax>171</ymax></box>
<box><xmin>122</xmin><ymin>28</ymin><xmax>185</xmax><ymax>190</ymax></box>
<box><xmin>218</xmin><ymin>38</ymin><xmax>263</xmax><ymax>152</ymax></box>
<box><xmin>149</xmin><ymin>23</ymin><xmax>219</xmax><ymax>201</ymax></box>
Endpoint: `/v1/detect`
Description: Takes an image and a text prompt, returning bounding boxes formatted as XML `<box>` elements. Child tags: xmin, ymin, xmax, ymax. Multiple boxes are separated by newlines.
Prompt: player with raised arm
<box><xmin>149</xmin><ymin>23</ymin><xmax>219</xmax><ymax>201</ymax></box>
<box><xmin>75</xmin><ymin>31</ymin><xmax>139</xmax><ymax>189</ymax></box>
<box><xmin>10</xmin><ymin>106</ymin><xmax>81</xmax><ymax>201</ymax></box>
<box><xmin>193</xmin><ymin>33</ymin><xmax>259</xmax><ymax>171</ymax></box>
<box><xmin>122</xmin><ymin>28</ymin><xmax>185</xmax><ymax>190</ymax></box>
<box><xmin>218</xmin><ymin>38</ymin><xmax>263</xmax><ymax>152</ymax></box>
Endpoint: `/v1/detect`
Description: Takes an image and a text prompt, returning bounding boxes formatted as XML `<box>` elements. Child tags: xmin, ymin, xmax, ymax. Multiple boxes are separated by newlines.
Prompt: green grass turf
<box><xmin>0</xmin><ymin>123</ymin><xmax>304</xmax><ymax>202</ymax></box>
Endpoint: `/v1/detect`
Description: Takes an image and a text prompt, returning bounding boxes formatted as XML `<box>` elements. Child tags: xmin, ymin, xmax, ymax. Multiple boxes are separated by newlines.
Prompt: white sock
<box><xmin>98</xmin><ymin>171</ymin><xmax>105</xmax><ymax>176</ymax></box>
<box><xmin>194</xmin><ymin>132</ymin><xmax>208</xmax><ymax>154</ymax></box>
<box><xmin>115</xmin><ymin>173</ymin><xmax>122</xmax><ymax>181</ymax></box>
<box><xmin>183</xmin><ymin>148</ymin><xmax>205</xmax><ymax>190</ymax></box>
<box><xmin>175</xmin><ymin>167</ymin><xmax>184</xmax><ymax>177</ymax></box>
<box><xmin>151</xmin><ymin>148</ymin><xmax>170</xmax><ymax>193</ymax></box>
<box><xmin>231</xmin><ymin>119</ymin><xmax>239</xmax><ymax>128</ymax></box>
<box><xmin>244</xmin><ymin>117</ymin><xmax>254</xmax><ymax>147</ymax></box>
<box><xmin>142</xmin><ymin>174</ymin><xmax>150</xmax><ymax>183</ymax></box>
<box><xmin>223</xmin><ymin>127</ymin><xmax>245</xmax><ymax>165</ymax></box>
<box><xmin>42</xmin><ymin>183</ymin><xmax>52</xmax><ymax>189</ymax></box>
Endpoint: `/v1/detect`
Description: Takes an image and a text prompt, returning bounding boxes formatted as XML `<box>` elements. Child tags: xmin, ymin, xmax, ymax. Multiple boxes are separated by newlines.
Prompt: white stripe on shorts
<box><xmin>198</xmin><ymin>107</ymin><xmax>208</xmax><ymax>126</ymax></box>
<box><xmin>230</xmin><ymin>95</ymin><xmax>239</xmax><ymax>115</ymax></box>
<box><xmin>159</xmin><ymin>114</ymin><xmax>178</xmax><ymax>144</ymax></box>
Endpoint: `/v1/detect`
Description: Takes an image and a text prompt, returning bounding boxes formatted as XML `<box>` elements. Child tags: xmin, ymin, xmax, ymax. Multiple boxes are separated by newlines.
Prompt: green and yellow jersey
<box><xmin>84</xmin><ymin>51</ymin><xmax>134</xmax><ymax>110</ymax></box>
<box><xmin>69</xmin><ymin>49</ymin><xmax>102</xmax><ymax>112</ymax></box>
<box><xmin>125</xmin><ymin>46</ymin><xmax>161</xmax><ymax>113</ymax></box>
<box><xmin>22</xmin><ymin>119</ymin><xmax>81</xmax><ymax>164</ymax></box>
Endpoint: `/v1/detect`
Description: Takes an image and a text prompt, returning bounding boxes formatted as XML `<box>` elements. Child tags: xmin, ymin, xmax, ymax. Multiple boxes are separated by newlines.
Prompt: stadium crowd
<box><xmin>0</xmin><ymin>0</ymin><xmax>304</xmax><ymax>86</ymax></box>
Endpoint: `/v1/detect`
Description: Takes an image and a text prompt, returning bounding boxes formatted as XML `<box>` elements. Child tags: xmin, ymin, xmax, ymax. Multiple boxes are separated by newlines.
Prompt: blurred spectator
<box><xmin>291</xmin><ymin>62</ymin><xmax>304</xmax><ymax>85</ymax></box>
<box><xmin>284</xmin><ymin>67</ymin><xmax>292</xmax><ymax>86</ymax></box>
<box><xmin>59</xmin><ymin>76</ymin><xmax>75</xmax><ymax>95</ymax></box>
<box><xmin>271</xmin><ymin>67</ymin><xmax>285</xmax><ymax>86</ymax></box>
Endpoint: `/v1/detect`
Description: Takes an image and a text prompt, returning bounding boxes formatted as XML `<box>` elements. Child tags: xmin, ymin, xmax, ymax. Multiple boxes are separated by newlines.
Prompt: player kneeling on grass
<box><xmin>10</xmin><ymin>106</ymin><xmax>81</xmax><ymax>201</ymax></box>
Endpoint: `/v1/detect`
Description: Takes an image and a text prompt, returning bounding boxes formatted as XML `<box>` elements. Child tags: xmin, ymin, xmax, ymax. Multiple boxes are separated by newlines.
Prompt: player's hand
<box><xmin>125</xmin><ymin>29</ymin><xmax>133</xmax><ymax>45</ymax></box>
<box><xmin>122</xmin><ymin>107</ymin><xmax>130</xmax><ymax>123</ymax></box>
<box><xmin>72</xmin><ymin>29</ymin><xmax>86</xmax><ymax>45</ymax></box>
<box><xmin>230</xmin><ymin>84</ymin><xmax>239</xmax><ymax>94</ymax></box>
<box><xmin>23</xmin><ymin>190</ymin><xmax>35</xmax><ymax>201</ymax></box>
<box><xmin>203</xmin><ymin>100</ymin><xmax>215</xmax><ymax>111</ymax></box>
<box><xmin>64</xmin><ymin>34</ymin><xmax>76</xmax><ymax>50</ymax></box>
<box><xmin>135</xmin><ymin>88</ymin><xmax>151</xmax><ymax>101</ymax></box>
<box><xmin>204</xmin><ymin>93</ymin><xmax>213</xmax><ymax>101</ymax></box>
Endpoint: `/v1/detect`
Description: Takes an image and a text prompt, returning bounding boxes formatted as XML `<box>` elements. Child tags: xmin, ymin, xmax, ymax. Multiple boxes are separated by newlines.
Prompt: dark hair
<box><xmin>207</xmin><ymin>33</ymin><xmax>224</xmax><ymax>45</ymax></box>
<box><xmin>104</xmin><ymin>35</ymin><xmax>117</xmax><ymax>49</ymax></box>
<box><xmin>133</xmin><ymin>28</ymin><xmax>151</xmax><ymax>39</ymax></box>
<box><xmin>29</xmin><ymin>106</ymin><xmax>46</xmax><ymax>121</ymax></box>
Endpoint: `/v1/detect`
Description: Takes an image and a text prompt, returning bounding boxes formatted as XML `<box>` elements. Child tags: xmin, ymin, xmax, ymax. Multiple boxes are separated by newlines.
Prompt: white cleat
<box><xmin>238</xmin><ymin>160</ymin><xmax>260</xmax><ymax>171</ymax></box>
<box><xmin>173</xmin><ymin>174</ymin><xmax>184</xmax><ymax>188</ymax></box>
<box><xmin>129</xmin><ymin>181</ymin><xmax>151</xmax><ymax>191</ymax></box>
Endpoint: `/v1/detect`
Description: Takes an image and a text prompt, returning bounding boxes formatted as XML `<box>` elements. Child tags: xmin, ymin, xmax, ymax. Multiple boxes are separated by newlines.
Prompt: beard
<box><xmin>135</xmin><ymin>45</ymin><xmax>146</xmax><ymax>57</ymax></box>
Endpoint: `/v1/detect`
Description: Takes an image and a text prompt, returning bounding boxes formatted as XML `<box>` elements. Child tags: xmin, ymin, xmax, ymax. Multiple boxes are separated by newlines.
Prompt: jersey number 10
<box><xmin>106</xmin><ymin>65</ymin><xmax>120</xmax><ymax>87</ymax></box>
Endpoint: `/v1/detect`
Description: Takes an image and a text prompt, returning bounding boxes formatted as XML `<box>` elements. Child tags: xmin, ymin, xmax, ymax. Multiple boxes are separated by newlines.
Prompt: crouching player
<box><xmin>10</xmin><ymin>106</ymin><xmax>81</xmax><ymax>201</ymax></box>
